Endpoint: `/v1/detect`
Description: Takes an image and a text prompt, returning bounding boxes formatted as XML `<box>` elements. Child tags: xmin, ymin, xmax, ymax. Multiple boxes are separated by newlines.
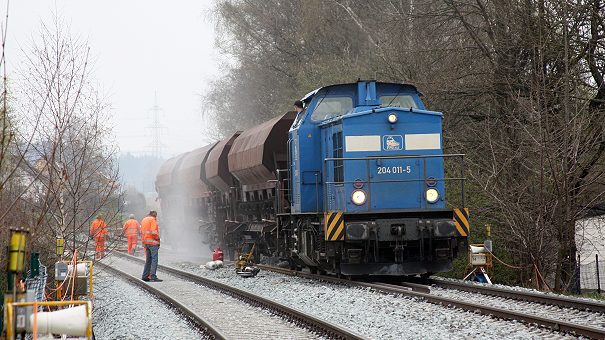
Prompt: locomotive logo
<box><xmin>383</xmin><ymin>135</ymin><xmax>403</xmax><ymax>151</ymax></box>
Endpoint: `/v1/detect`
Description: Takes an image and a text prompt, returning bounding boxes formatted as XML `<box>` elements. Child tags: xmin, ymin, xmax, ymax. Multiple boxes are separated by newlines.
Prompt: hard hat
<box><xmin>129</xmin><ymin>214</ymin><xmax>135</xmax><ymax>219</ymax></box>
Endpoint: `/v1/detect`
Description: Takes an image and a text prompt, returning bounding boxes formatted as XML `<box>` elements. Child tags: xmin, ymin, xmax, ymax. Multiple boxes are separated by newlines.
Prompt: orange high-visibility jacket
<box><xmin>90</xmin><ymin>219</ymin><xmax>107</xmax><ymax>237</ymax></box>
<box><xmin>123</xmin><ymin>218</ymin><xmax>140</xmax><ymax>237</ymax></box>
<box><xmin>141</xmin><ymin>216</ymin><xmax>160</xmax><ymax>246</ymax></box>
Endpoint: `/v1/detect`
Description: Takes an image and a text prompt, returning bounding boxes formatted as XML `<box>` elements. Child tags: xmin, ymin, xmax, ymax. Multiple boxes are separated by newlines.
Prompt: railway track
<box><xmin>256</xmin><ymin>264</ymin><xmax>605</xmax><ymax>339</ymax></box>
<box><xmin>95</xmin><ymin>261</ymin><xmax>226</xmax><ymax>339</ymax></box>
<box><xmin>430</xmin><ymin>277</ymin><xmax>605</xmax><ymax>313</ymax></box>
<box><xmin>106</xmin><ymin>252</ymin><xmax>368</xmax><ymax>340</ymax></box>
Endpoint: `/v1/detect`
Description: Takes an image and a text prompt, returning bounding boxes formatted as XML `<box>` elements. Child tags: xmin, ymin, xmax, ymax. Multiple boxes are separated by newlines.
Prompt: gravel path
<box><xmin>92</xmin><ymin>269</ymin><xmax>203</xmax><ymax>339</ymax></box>
<box><xmin>100</xmin><ymin>256</ymin><xmax>324</xmax><ymax>340</ymax></box>
<box><xmin>169</xmin><ymin>261</ymin><xmax>576</xmax><ymax>339</ymax></box>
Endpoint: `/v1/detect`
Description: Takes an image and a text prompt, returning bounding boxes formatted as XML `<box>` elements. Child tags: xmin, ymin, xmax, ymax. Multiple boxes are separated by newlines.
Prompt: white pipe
<box><xmin>29</xmin><ymin>305</ymin><xmax>88</xmax><ymax>336</ymax></box>
<box><xmin>205</xmin><ymin>260</ymin><xmax>224</xmax><ymax>269</ymax></box>
<box><xmin>67</xmin><ymin>263</ymin><xmax>88</xmax><ymax>276</ymax></box>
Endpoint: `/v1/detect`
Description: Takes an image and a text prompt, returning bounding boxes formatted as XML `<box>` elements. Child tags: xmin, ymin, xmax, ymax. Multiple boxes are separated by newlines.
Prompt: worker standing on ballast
<box><xmin>123</xmin><ymin>214</ymin><xmax>140</xmax><ymax>255</ymax></box>
<box><xmin>90</xmin><ymin>215</ymin><xmax>107</xmax><ymax>259</ymax></box>
<box><xmin>141</xmin><ymin>211</ymin><xmax>162</xmax><ymax>282</ymax></box>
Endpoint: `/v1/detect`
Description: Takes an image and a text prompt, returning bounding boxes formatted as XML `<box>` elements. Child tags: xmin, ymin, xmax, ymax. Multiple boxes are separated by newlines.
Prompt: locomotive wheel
<box><xmin>420</xmin><ymin>272</ymin><xmax>434</xmax><ymax>283</ymax></box>
<box><xmin>288</xmin><ymin>260</ymin><xmax>303</xmax><ymax>271</ymax></box>
<box><xmin>336</xmin><ymin>272</ymin><xmax>351</xmax><ymax>280</ymax></box>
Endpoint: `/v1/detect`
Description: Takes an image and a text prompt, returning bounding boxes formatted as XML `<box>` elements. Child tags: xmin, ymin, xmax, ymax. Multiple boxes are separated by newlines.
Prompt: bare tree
<box><xmin>432</xmin><ymin>0</ymin><xmax>605</xmax><ymax>291</ymax></box>
<box><xmin>209</xmin><ymin>0</ymin><xmax>605</xmax><ymax>290</ymax></box>
<box><xmin>0</xmin><ymin>2</ymin><xmax>51</xmax><ymax>292</ymax></box>
<box><xmin>206</xmin><ymin>0</ymin><xmax>378</xmax><ymax>137</ymax></box>
<box><xmin>18</xmin><ymin>17</ymin><xmax>122</xmax><ymax>262</ymax></box>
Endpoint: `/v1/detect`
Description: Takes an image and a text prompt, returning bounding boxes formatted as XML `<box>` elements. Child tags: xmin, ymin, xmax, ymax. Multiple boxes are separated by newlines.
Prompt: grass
<box><xmin>567</xmin><ymin>291</ymin><xmax>605</xmax><ymax>301</ymax></box>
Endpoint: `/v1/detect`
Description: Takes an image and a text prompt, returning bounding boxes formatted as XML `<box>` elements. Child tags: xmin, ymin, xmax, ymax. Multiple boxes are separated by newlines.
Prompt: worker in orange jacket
<box><xmin>90</xmin><ymin>215</ymin><xmax>107</xmax><ymax>259</ymax></box>
<box><xmin>141</xmin><ymin>211</ymin><xmax>162</xmax><ymax>282</ymax></box>
<box><xmin>123</xmin><ymin>214</ymin><xmax>140</xmax><ymax>255</ymax></box>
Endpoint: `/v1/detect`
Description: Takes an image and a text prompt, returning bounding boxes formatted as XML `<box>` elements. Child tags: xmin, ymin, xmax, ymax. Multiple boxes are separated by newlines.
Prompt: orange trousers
<box><xmin>127</xmin><ymin>235</ymin><xmax>138</xmax><ymax>254</ymax></box>
<box><xmin>95</xmin><ymin>236</ymin><xmax>105</xmax><ymax>259</ymax></box>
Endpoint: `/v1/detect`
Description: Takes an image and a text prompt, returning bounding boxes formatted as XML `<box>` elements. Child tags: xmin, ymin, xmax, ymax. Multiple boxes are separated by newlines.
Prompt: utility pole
<box><xmin>147</xmin><ymin>92</ymin><xmax>166</xmax><ymax>159</ymax></box>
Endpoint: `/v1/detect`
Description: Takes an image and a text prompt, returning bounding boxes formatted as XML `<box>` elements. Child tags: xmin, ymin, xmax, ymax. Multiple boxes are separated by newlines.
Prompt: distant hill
<box><xmin>118</xmin><ymin>153</ymin><xmax>164</xmax><ymax>194</ymax></box>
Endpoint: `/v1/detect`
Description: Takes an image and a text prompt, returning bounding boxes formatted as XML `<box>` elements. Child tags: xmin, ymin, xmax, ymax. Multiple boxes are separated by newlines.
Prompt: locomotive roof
<box><xmin>300</xmin><ymin>81</ymin><xmax>421</xmax><ymax>102</ymax></box>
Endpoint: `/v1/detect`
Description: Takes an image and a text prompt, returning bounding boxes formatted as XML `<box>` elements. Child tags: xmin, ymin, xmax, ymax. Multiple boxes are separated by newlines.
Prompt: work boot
<box><xmin>142</xmin><ymin>277</ymin><xmax>150</xmax><ymax>282</ymax></box>
<box><xmin>150</xmin><ymin>277</ymin><xmax>163</xmax><ymax>282</ymax></box>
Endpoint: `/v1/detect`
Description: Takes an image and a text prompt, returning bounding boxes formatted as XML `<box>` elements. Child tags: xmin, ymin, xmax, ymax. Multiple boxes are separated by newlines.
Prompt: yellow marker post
<box><xmin>9</xmin><ymin>230</ymin><xmax>27</xmax><ymax>273</ymax></box>
<box><xmin>56</xmin><ymin>238</ymin><xmax>65</xmax><ymax>257</ymax></box>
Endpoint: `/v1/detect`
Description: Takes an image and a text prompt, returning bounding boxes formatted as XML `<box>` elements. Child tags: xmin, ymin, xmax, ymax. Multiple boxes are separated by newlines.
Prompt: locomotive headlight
<box><xmin>387</xmin><ymin>113</ymin><xmax>398</xmax><ymax>124</ymax></box>
<box><xmin>351</xmin><ymin>190</ymin><xmax>367</xmax><ymax>205</ymax></box>
<box><xmin>426</xmin><ymin>188</ymin><xmax>439</xmax><ymax>203</ymax></box>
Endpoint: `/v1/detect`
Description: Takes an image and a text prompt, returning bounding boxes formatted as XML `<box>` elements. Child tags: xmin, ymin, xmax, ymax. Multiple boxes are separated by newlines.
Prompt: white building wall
<box><xmin>575</xmin><ymin>216</ymin><xmax>605</xmax><ymax>291</ymax></box>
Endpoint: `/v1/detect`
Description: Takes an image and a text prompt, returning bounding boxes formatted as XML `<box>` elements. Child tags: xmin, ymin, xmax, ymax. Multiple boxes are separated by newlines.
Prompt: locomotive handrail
<box><xmin>323</xmin><ymin>177</ymin><xmax>465</xmax><ymax>185</ymax></box>
<box><xmin>324</xmin><ymin>153</ymin><xmax>465</xmax><ymax>161</ymax></box>
<box><xmin>275</xmin><ymin>169</ymin><xmax>292</xmax><ymax>215</ymax></box>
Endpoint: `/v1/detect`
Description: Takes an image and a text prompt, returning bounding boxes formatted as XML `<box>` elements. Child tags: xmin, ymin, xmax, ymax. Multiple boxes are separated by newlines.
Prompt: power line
<box><xmin>146</xmin><ymin>92</ymin><xmax>166</xmax><ymax>158</ymax></box>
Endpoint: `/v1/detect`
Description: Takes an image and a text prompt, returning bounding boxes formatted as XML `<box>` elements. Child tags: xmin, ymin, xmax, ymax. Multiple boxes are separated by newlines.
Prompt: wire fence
<box><xmin>579</xmin><ymin>255</ymin><xmax>605</xmax><ymax>293</ymax></box>
<box><xmin>25</xmin><ymin>261</ymin><xmax>48</xmax><ymax>308</ymax></box>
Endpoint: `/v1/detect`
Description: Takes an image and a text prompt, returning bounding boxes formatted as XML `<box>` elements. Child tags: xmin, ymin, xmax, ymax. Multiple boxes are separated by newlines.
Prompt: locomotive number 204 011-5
<box><xmin>377</xmin><ymin>165</ymin><xmax>412</xmax><ymax>174</ymax></box>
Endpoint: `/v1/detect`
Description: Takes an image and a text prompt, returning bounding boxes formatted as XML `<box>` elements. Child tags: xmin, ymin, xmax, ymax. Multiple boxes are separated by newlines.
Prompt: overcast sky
<box><xmin>4</xmin><ymin>0</ymin><xmax>219</xmax><ymax>157</ymax></box>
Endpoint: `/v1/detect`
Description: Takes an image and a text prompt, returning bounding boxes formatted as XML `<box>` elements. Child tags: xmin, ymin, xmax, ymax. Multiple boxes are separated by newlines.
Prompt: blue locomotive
<box><xmin>156</xmin><ymin>80</ymin><xmax>469</xmax><ymax>277</ymax></box>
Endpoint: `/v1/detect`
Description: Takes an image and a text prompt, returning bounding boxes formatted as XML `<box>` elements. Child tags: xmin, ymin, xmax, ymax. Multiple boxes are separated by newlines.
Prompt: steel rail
<box><xmin>367</xmin><ymin>282</ymin><xmax>605</xmax><ymax>340</ymax></box>
<box><xmin>95</xmin><ymin>261</ymin><xmax>227</xmax><ymax>340</ymax></box>
<box><xmin>114</xmin><ymin>252</ymin><xmax>368</xmax><ymax>340</ymax></box>
<box><xmin>430</xmin><ymin>278</ymin><xmax>605</xmax><ymax>314</ymax></box>
<box><xmin>255</xmin><ymin>264</ymin><xmax>605</xmax><ymax>339</ymax></box>
<box><xmin>256</xmin><ymin>264</ymin><xmax>431</xmax><ymax>293</ymax></box>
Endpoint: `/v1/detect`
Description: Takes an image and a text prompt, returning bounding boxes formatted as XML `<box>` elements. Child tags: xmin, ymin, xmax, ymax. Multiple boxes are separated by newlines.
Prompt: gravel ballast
<box><xmin>92</xmin><ymin>269</ymin><xmax>203</xmax><ymax>339</ymax></box>
<box><xmin>430</xmin><ymin>285</ymin><xmax>605</xmax><ymax>329</ymax></box>
<box><xmin>172</xmin><ymin>262</ymin><xmax>576</xmax><ymax>339</ymax></box>
<box><xmin>101</xmin><ymin>255</ymin><xmax>325</xmax><ymax>339</ymax></box>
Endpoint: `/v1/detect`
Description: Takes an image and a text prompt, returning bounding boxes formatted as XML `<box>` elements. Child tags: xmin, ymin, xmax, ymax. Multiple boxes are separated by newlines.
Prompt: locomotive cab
<box><xmin>286</xmin><ymin>80</ymin><xmax>468</xmax><ymax>276</ymax></box>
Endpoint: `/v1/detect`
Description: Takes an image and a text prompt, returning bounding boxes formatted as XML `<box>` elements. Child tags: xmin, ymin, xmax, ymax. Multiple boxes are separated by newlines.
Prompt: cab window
<box><xmin>380</xmin><ymin>95</ymin><xmax>418</xmax><ymax>109</ymax></box>
<box><xmin>311</xmin><ymin>96</ymin><xmax>353</xmax><ymax>122</ymax></box>
<box><xmin>293</xmin><ymin>110</ymin><xmax>306</xmax><ymax>128</ymax></box>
